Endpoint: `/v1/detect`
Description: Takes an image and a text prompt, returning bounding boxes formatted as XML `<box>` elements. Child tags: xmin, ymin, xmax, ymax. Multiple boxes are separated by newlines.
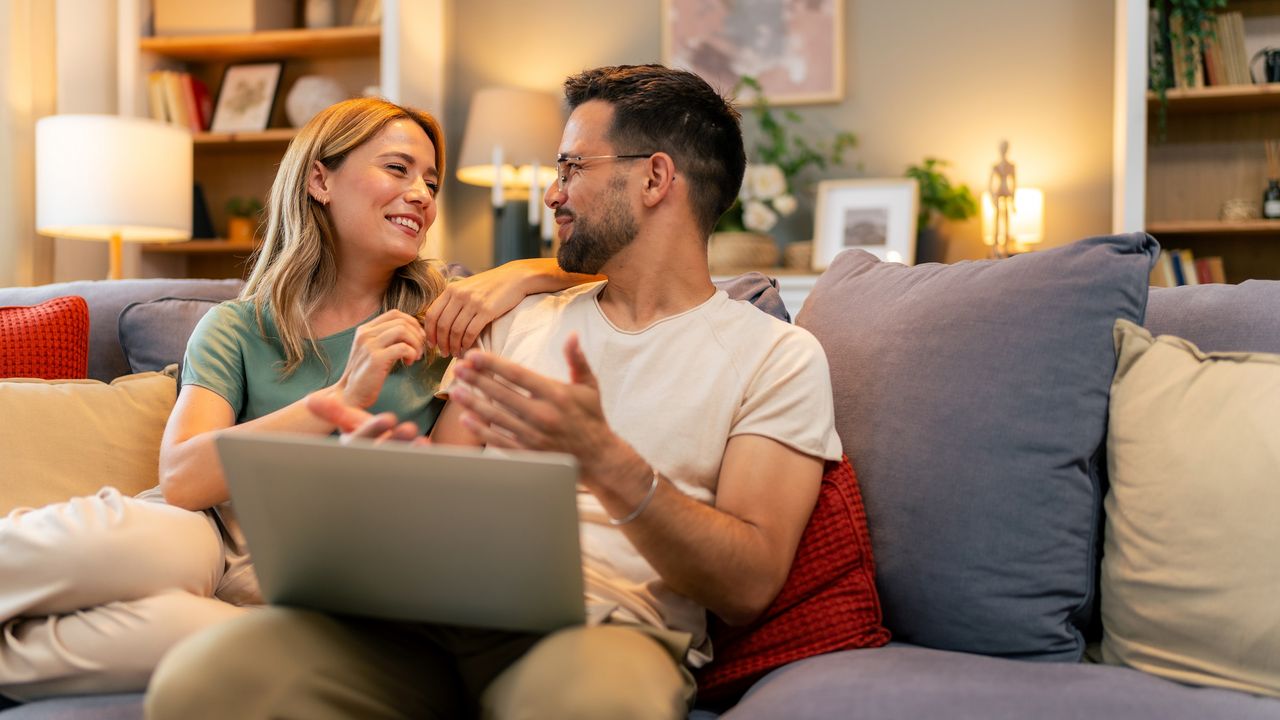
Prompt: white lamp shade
<box><xmin>37</xmin><ymin>115</ymin><xmax>192</xmax><ymax>242</ymax></box>
<box><xmin>981</xmin><ymin>188</ymin><xmax>1044</xmax><ymax>247</ymax></box>
<box><xmin>456</xmin><ymin>88</ymin><xmax>562</xmax><ymax>190</ymax></box>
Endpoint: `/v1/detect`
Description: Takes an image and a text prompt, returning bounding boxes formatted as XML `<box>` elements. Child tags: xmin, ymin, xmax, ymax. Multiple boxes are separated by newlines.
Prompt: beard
<box><xmin>557</xmin><ymin>176</ymin><xmax>637</xmax><ymax>275</ymax></box>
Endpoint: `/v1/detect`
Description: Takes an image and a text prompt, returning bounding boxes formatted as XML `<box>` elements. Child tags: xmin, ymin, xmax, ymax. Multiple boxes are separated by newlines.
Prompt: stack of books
<box><xmin>1151</xmin><ymin>248</ymin><xmax>1228</xmax><ymax>287</ymax></box>
<box><xmin>1153</xmin><ymin>10</ymin><xmax>1252</xmax><ymax>90</ymax></box>
<box><xmin>147</xmin><ymin>71</ymin><xmax>212</xmax><ymax>133</ymax></box>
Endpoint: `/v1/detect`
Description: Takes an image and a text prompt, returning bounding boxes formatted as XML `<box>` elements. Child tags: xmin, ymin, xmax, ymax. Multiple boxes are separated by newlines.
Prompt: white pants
<box><xmin>0</xmin><ymin>487</ymin><xmax>259</xmax><ymax>700</ymax></box>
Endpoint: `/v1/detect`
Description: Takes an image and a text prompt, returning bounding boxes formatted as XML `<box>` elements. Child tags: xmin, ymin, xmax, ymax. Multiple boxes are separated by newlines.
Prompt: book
<box><xmin>1205</xmin><ymin>256</ymin><xmax>1227</xmax><ymax>284</ymax></box>
<box><xmin>162</xmin><ymin>71</ymin><xmax>192</xmax><ymax>131</ymax></box>
<box><xmin>190</xmin><ymin>75</ymin><xmax>213</xmax><ymax>132</ymax></box>
<box><xmin>146</xmin><ymin>71</ymin><xmax>169</xmax><ymax>123</ymax></box>
<box><xmin>1151</xmin><ymin>249</ymin><xmax>1178</xmax><ymax>287</ymax></box>
<box><xmin>180</xmin><ymin>73</ymin><xmax>202</xmax><ymax>133</ymax></box>
<box><xmin>1177</xmin><ymin>248</ymin><xmax>1199</xmax><ymax>286</ymax></box>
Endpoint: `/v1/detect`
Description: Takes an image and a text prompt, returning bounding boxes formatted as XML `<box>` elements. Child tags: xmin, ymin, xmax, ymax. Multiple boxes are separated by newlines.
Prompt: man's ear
<box><xmin>307</xmin><ymin>160</ymin><xmax>331</xmax><ymax>205</ymax></box>
<box><xmin>640</xmin><ymin>152</ymin><xmax>677</xmax><ymax>208</ymax></box>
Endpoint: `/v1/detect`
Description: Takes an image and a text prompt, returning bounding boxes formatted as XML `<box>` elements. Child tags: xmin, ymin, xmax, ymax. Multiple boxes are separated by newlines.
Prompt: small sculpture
<box><xmin>987</xmin><ymin>140</ymin><xmax>1018</xmax><ymax>258</ymax></box>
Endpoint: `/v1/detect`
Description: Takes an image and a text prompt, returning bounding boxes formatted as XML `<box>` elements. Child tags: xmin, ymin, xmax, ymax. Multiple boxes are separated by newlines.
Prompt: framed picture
<box><xmin>813</xmin><ymin>178</ymin><xmax>919</xmax><ymax>271</ymax></box>
<box><xmin>662</xmin><ymin>0</ymin><xmax>843</xmax><ymax>105</ymax></box>
<box><xmin>210</xmin><ymin>62</ymin><xmax>283</xmax><ymax>133</ymax></box>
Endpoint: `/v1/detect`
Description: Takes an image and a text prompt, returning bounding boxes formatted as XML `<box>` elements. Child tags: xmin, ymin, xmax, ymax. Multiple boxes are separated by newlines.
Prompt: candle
<box><xmin>541</xmin><ymin>200</ymin><xmax>554</xmax><ymax>242</ymax></box>
<box><xmin>491</xmin><ymin>145</ymin><xmax>505</xmax><ymax>208</ymax></box>
<box><xmin>528</xmin><ymin>162</ymin><xmax>541</xmax><ymax>225</ymax></box>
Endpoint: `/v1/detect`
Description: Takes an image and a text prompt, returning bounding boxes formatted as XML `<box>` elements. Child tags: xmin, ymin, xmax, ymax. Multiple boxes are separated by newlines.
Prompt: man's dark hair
<box><xmin>563</xmin><ymin>65</ymin><xmax>745</xmax><ymax>237</ymax></box>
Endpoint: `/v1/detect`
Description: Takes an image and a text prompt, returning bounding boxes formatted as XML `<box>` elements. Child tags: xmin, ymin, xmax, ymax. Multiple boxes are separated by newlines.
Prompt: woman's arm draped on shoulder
<box><xmin>422</xmin><ymin>258</ymin><xmax>602</xmax><ymax>357</ymax></box>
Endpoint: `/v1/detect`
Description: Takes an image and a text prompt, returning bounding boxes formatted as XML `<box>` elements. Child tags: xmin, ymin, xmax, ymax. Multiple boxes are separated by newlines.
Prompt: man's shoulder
<box><xmin>708</xmin><ymin>292</ymin><xmax>824</xmax><ymax>354</ymax></box>
<box><xmin>510</xmin><ymin>281</ymin><xmax>605</xmax><ymax>320</ymax></box>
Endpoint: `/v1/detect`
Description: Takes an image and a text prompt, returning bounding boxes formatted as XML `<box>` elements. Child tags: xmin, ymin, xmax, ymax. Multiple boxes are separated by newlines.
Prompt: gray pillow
<box><xmin>796</xmin><ymin>233</ymin><xmax>1158</xmax><ymax>661</ymax></box>
<box><xmin>117</xmin><ymin>297</ymin><xmax>222</xmax><ymax>374</ymax></box>
<box><xmin>1146</xmin><ymin>280</ymin><xmax>1280</xmax><ymax>354</ymax></box>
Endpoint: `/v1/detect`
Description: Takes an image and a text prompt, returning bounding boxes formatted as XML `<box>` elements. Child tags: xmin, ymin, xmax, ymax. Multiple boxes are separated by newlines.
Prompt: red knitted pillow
<box><xmin>0</xmin><ymin>296</ymin><xmax>90</xmax><ymax>380</ymax></box>
<box><xmin>695</xmin><ymin>456</ymin><xmax>891</xmax><ymax>705</ymax></box>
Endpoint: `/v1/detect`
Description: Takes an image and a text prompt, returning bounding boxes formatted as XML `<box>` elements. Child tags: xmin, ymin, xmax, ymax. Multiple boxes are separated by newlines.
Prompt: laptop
<box><xmin>216</xmin><ymin>433</ymin><xmax>584</xmax><ymax>633</ymax></box>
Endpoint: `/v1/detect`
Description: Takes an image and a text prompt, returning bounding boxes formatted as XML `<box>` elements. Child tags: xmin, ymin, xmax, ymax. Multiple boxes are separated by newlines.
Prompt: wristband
<box><xmin>609</xmin><ymin>469</ymin><xmax>660</xmax><ymax>526</ymax></box>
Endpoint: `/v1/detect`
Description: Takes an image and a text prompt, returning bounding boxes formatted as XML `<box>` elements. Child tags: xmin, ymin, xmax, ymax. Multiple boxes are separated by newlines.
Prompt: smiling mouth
<box><xmin>388</xmin><ymin>216</ymin><xmax>422</xmax><ymax>234</ymax></box>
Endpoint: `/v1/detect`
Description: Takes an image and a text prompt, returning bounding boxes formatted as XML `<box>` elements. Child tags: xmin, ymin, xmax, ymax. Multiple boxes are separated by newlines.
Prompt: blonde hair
<box><xmin>241</xmin><ymin>98</ymin><xmax>448</xmax><ymax>376</ymax></box>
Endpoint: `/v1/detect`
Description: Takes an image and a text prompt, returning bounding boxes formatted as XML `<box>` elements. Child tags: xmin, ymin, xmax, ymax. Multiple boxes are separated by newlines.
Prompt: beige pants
<box><xmin>147</xmin><ymin>607</ymin><xmax>695</xmax><ymax>720</ymax></box>
<box><xmin>0</xmin><ymin>487</ymin><xmax>257</xmax><ymax>700</ymax></box>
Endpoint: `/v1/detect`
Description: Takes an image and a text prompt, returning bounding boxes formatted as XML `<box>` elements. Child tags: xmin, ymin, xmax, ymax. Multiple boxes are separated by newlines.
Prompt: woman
<box><xmin>0</xmin><ymin>98</ymin><xmax>592</xmax><ymax>701</ymax></box>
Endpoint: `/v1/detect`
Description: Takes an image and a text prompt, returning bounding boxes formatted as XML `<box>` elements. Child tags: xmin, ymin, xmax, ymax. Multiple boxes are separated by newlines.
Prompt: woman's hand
<box><xmin>338</xmin><ymin>309</ymin><xmax>428</xmax><ymax>409</ymax></box>
<box><xmin>422</xmin><ymin>258</ymin><xmax>603</xmax><ymax>357</ymax></box>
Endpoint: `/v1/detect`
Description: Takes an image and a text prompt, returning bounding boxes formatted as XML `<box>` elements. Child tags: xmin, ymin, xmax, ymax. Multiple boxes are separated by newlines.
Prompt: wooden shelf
<box><xmin>141</xmin><ymin>240</ymin><xmax>258</xmax><ymax>254</ymax></box>
<box><xmin>139</xmin><ymin>26</ymin><xmax>379</xmax><ymax>61</ymax></box>
<box><xmin>1146</xmin><ymin>219</ymin><xmax>1280</xmax><ymax>236</ymax></box>
<box><xmin>194</xmin><ymin>128</ymin><xmax>297</xmax><ymax>148</ymax></box>
<box><xmin>1147</xmin><ymin>84</ymin><xmax>1280</xmax><ymax>114</ymax></box>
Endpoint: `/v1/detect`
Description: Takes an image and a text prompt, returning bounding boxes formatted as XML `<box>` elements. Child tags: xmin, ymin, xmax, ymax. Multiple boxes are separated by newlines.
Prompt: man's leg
<box><xmin>146</xmin><ymin>607</ymin><xmax>464</xmax><ymax>720</ymax></box>
<box><xmin>479</xmin><ymin>624</ymin><xmax>694</xmax><ymax>720</ymax></box>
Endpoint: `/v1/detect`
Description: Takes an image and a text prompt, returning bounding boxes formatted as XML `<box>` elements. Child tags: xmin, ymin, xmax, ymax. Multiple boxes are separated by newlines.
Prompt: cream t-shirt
<box><xmin>443</xmin><ymin>281</ymin><xmax>841</xmax><ymax>665</ymax></box>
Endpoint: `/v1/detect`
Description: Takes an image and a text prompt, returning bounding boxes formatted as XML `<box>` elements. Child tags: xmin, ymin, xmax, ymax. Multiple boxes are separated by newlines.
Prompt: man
<box><xmin>147</xmin><ymin>64</ymin><xmax>841</xmax><ymax>719</ymax></box>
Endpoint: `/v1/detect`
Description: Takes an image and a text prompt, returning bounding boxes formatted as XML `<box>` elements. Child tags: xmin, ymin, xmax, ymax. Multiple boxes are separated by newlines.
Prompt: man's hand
<box><xmin>447</xmin><ymin>333</ymin><xmax>632</xmax><ymax>486</ymax></box>
<box><xmin>305</xmin><ymin>388</ymin><xmax>424</xmax><ymax>445</ymax></box>
<box><xmin>337</xmin><ymin>310</ymin><xmax>427</xmax><ymax>410</ymax></box>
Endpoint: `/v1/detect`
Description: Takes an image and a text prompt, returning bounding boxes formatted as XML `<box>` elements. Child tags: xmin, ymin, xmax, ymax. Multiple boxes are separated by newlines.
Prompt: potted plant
<box><xmin>711</xmin><ymin>76</ymin><xmax>857</xmax><ymax>271</ymax></box>
<box><xmin>225</xmin><ymin>196</ymin><xmax>263</xmax><ymax>245</ymax></box>
<box><xmin>904</xmin><ymin>158</ymin><xmax>977</xmax><ymax>263</ymax></box>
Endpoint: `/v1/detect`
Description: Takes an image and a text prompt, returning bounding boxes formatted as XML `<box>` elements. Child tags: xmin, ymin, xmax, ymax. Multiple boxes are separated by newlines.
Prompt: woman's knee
<box><xmin>1</xmin><ymin>488</ymin><xmax>222</xmax><ymax>594</ymax></box>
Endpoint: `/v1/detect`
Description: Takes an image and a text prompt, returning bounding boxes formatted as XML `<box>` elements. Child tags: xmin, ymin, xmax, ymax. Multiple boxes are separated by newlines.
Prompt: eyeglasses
<box><xmin>555</xmin><ymin>153</ymin><xmax>653</xmax><ymax>191</ymax></box>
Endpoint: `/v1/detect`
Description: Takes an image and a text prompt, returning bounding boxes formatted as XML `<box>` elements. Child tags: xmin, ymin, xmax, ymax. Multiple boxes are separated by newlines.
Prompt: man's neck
<box><xmin>595</xmin><ymin>231</ymin><xmax>716</xmax><ymax>331</ymax></box>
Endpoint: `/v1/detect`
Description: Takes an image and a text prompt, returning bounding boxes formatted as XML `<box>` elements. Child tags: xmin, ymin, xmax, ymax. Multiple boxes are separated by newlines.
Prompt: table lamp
<box><xmin>456</xmin><ymin>88</ymin><xmax>563</xmax><ymax>266</ymax></box>
<box><xmin>982</xmin><ymin>188</ymin><xmax>1044</xmax><ymax>257</ymax></box>
<box><xmin>36</xmin><ymin>115</ymin><xmax>192</xmax><ymax>280</ymax></box>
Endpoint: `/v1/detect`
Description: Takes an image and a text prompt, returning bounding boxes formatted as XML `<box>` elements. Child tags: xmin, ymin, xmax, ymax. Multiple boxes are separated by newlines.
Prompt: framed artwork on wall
<box><xmin>662</xmin><ymin>0</ymin><xmax>843</xmax><ymax>105</ymax></box>
<box><xmin>813</xmin><ymin>178</ymin><xmax>919</xmax><ymax>270</ymax></box>
<box><xmin>210</xmin><ymin>62</ymin><xmax>283</xmax><ymax>133</ymax></box>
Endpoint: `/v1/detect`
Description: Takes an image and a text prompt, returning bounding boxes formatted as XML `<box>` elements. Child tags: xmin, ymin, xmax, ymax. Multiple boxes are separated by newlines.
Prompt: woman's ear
<box><xmin>307</xmin><ymin>160</ymin><xmax>331</xmax><ymax>206</ymax></box>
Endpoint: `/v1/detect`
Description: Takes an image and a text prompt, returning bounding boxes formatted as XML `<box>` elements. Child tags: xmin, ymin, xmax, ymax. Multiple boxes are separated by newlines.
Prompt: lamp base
<box><xmin>492</xmin><ymin>203</ymin><xmax>543</xmax><ymax>267</ymax></box>
<box><xmin>108</xmin><ymin>232</ymin><xmax>123</xmax><ymax>280</ymax></box>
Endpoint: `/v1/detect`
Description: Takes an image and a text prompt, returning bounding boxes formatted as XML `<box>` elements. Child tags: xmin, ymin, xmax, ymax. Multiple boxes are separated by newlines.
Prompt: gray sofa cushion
<box><xmin>1146</xmin><ymin>280</ymin><xmax>1280</xmax><ymax>353</ymax></box>
<box><xmin>117</xmin><ymin>297</ymin><xmax>223</xmax><ymax>374</ymax></box>
<box><xmin>0</xmin><ymin>279</ymin><xmax>242</xmax><ymax>382</ymax></box>
<box><xmin>795</xmin><ymin>233</ymin><xmax>1158</xmax><ymax>661</ymax></box>
<box><xmin>721</xmin><ymin>645</ymin><xmax>1280</xmax><ymax>720</ymax></box>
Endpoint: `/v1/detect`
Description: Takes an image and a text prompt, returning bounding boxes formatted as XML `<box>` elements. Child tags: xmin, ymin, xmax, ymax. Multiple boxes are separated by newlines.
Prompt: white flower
<box><xmin>746</xmin><ymin>163</ymin><xmax>787</xmax><ymax>200</ymax></box>
<box><xmin>743</xmin><ymin>199</ymin><xmax>778</xmax><ymax>232</ymax></box>
<box><xmin>771</xmin><ymin>193</ymin><xmax>797</xmax><ymax>216</ymax></box>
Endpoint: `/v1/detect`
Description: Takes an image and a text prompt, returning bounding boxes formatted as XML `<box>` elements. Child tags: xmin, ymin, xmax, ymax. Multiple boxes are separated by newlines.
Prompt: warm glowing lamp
<box><xmin>457</xmin><ymin>88</ymin><xmax>563</xmax><ymax>265</ymax></box>
<box><xmin>37</xmin><ymin>115</ymin><xmax>192</xmax><ymax>279</ymax></box>
<box><xmin>982</xmin><ymin>188</ymin><xmax>1044</xmax><ymax>256</ymax></box>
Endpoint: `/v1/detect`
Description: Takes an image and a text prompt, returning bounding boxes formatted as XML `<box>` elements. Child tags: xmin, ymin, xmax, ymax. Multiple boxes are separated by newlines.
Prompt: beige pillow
<box><xmin>0</xmin><ymin>370</ymin><xmax>176</xmax><ymax>516</ymax></box>
<box><xmin>1102</xmin><ymin>319</ymin><xmax>1280</xmax><ymax>698</ymax></box>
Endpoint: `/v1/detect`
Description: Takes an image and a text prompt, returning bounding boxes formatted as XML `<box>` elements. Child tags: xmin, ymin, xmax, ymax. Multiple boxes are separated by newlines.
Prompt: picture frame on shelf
<box><xmin>661</xmin><ymin>0</ymin><xmax>843</xmax><ymax>105</ymax></box>
<box><xmin>813</xmin><ymin>178</ymin><xmax>919</xmax><ymax>271</ymax></box>
<box><xmin>210</xmin><ymin>62</ymin><xmax>284</xmax><ymax>134</ymax></box>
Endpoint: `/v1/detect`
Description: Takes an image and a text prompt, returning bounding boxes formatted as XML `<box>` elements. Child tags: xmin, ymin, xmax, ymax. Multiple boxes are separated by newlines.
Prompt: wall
<box><xmin>0</xmin><ymin>0</ymin><xmax>56</xmax><ymax>286</ymax></box>
<box><xmin>444</xmin><ymin>0</ymin><xmax>1116</xmax><ymax>269</ymax></box>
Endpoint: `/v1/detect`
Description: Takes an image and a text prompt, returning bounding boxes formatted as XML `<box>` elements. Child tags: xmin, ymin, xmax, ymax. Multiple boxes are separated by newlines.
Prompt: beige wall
<box><xmin>444</xmin><ymin>0</ymin><xmax>1116</xmax><ymax>268</ymax></box>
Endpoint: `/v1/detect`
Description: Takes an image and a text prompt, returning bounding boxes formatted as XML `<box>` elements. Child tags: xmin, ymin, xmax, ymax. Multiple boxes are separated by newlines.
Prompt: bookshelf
<box><xmin>118</xmin><ymin>0</ymin><xmax>447</xmax><ymax>280</ymax></box>
<box><xmin>1127</xmin><ymin>0</ymin><xmax>1280</xmax><ymax>283</ymax></box>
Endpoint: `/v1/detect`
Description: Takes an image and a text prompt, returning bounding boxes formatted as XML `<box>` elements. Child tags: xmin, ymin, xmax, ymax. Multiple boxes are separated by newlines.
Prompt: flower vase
<box><xmin>707</xmin><ymin>231</ymin><xmax>779</xmax><ymax>273</ymax></box>
<box><xmin>227</xmin><ymin>217</ymin><xmax>255</xmax><ymax>245</ymax></box>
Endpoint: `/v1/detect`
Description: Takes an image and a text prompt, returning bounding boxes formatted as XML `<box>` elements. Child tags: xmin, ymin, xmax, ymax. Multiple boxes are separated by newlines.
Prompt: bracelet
<box><xmin>609</xmin><ymin>469</ymin><xmax>660</xmax><ymax>526</ymax></box>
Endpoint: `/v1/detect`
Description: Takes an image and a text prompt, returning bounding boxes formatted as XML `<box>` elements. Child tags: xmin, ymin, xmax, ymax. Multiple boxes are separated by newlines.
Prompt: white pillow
<box><xmin>0</xmin><ymin>370</ymin><xmax>176</xmax><ymax>516</ymax></box>
<box><xmin>1102</xmin><ymin>319</ymin><xmax>1280</xmax><ymax>698</ymax></box>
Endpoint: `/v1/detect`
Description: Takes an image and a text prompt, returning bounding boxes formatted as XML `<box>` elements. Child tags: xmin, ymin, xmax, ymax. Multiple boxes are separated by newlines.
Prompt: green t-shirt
<box><xmin>181</xmin><ymin>300</ymin><xmax>446</xmax><ymax>431</ymax></box>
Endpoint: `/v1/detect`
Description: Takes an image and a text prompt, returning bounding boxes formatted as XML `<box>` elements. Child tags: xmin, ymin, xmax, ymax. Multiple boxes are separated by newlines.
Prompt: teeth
<box><xmin>390</xmin><ymin>216</ymin><xmax>420</xmax><ymax>233</ymax></box>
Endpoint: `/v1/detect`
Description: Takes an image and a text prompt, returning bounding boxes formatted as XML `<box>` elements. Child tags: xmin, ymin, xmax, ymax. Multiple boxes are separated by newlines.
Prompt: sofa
<box><xmin>1</xmin><ymin>233</ymin><xmax>1278</xmax><ymax>718</ymax></box>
